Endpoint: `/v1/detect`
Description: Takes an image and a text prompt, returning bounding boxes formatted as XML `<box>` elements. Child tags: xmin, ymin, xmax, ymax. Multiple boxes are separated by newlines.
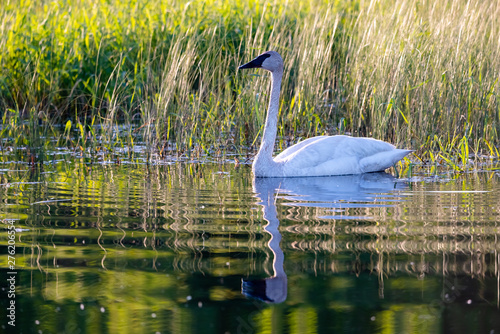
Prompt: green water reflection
<box><xmin>1</xmin><ymin>161</ymin><xmax>500</xmax><ymax>333</ymax></box>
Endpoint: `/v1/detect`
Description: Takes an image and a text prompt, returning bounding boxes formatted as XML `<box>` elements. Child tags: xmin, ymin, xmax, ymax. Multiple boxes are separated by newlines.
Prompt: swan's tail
<box><xmin>360</xmin><ymin>149</ymin><xmax>413</xmax><ymax>173</ymax></box>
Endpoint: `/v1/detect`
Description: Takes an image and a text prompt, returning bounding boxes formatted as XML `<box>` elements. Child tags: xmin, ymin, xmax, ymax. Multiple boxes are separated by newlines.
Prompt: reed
<box><xmin>342</xmin><ymin>0</ymin><xmax>500</xmax><ymax>169</ymax></box>
<box><xmin>0</xmin><ymin>0</ymin><xmax>498</xmax><ymax>167</ymax></box>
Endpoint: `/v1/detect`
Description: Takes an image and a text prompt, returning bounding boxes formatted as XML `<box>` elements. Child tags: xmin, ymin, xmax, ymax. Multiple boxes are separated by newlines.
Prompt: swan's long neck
<box><xmin>256</xmin><ymin>69</ymin><xmax>283</xmax><ymax>164</ymax></box>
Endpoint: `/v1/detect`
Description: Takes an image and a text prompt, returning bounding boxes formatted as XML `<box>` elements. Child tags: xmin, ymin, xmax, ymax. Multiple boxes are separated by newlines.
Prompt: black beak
<box><xmin>238</xmin><ymin>53</ymin><xmax>271</xmax><ymax>70</ymax></box>
<box><xmin>238</xmin><ymin>60</ymin><xmax>259</xmax><ymax>69</ymax></box>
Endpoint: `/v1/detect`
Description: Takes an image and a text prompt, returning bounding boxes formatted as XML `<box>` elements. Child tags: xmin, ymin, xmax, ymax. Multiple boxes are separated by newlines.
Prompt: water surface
<box><xmin>1</xmin><ymin>160</ymin><xmax>500</xmax><ymax>333</ymax></box>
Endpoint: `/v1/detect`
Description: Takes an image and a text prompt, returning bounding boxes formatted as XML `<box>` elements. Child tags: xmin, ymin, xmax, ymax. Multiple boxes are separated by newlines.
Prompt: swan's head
<box><xmin>239</xmin><ymin>51</ymin><xmax>283</xmax><ymax>73</ymax></box>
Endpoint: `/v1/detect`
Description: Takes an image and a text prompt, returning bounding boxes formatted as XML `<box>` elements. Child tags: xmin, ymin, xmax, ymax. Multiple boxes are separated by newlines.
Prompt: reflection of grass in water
<box><xmin>1</xmin><ymin>161</ymin><xmax>499</xmax><ymax>332</ymax></box>
<box><xmin>1</xmin><ymin>0</ymin><xmax>499</xmax><ymax>169</ymax></box>
<box><xmin>1</xmin><ymin>162</ymin><xmax>499</xmax><ymax>273</ymax></box>
<box><xmin>9</xmin><ymin>230</ymin><xmax>500</xmax><ymax>333</ymax></box>
<box><xmin>7</xmin><ymin>222</ymin><xmax>499</xmax><ymax>277</ymax></box>
<box><xmin>1</xmin><ymin>161</ymin><xmax>499</xmax><ymax>309</ymax></box>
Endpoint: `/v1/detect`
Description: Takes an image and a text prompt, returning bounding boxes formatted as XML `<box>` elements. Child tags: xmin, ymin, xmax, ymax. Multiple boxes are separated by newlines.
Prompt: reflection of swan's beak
<box><xmin>242</xmin><ymin>276</ymin><xmax>288</xmax><ymax>304</ymax></box>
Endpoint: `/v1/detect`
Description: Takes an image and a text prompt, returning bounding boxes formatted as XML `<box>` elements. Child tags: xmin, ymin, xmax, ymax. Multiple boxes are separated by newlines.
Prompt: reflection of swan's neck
<box><xmin>268</xmin><ymin>224</ymin><xmax>285</xmax><ymax>278</ymax></box>
<box><xmin>262</xmin><ymin>193</ymin><xmax>286</xmax><ymax>278</ymax></box>
<box><xmin>255</xmin><ymin>69</ymin><xmax>283</xmax><ymax>167</ymax></box>
<box><xmin>243</xmin><ymin>180</ymin><xmax>287</xmax><ymax>303</ymax></box>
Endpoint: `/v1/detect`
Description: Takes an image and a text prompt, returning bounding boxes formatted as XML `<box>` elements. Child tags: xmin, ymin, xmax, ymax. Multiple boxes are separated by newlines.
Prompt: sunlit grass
<box><xmin>0</xmin><ymin>0</ymin><xmax>498</xmax><ymax>169</ymax></box>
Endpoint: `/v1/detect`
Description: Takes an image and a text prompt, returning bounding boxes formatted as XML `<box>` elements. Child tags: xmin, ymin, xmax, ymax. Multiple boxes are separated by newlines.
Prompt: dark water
<box><xmin>1</xmin><ymin>160</ymin><xmax>500</xmax><ymax>333</ymax></box>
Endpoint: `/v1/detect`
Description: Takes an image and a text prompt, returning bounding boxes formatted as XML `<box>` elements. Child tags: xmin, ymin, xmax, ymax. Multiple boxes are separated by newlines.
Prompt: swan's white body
<box><xmin>239</xmin><ymin>51</ymin><xmax>412</xmax><ymax>177</ymax></box>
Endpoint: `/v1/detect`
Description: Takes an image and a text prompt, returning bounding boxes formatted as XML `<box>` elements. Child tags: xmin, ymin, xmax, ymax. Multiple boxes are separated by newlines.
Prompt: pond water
<box><xmin>1</xmin><ymin>158</ymin><xmax>500</xmax><ymax>333</ymax></box>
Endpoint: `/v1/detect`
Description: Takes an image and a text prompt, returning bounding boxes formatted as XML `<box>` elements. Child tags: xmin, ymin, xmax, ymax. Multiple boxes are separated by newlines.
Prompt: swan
<box><xmin>238</xmin><ymin>51</ymin><xmax>412</xmax><ymax>177</ymax></box>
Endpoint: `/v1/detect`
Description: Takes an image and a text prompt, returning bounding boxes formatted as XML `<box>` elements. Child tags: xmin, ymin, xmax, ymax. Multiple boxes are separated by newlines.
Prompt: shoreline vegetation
<box><xmin>0</xmin><ymin>0</ymin><xmax>499</xmax><ymax>172</ymax></box>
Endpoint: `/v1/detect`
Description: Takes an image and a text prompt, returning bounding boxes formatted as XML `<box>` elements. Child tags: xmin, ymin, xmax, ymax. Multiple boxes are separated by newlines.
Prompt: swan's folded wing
<box><xmin>275</xmin><ymin>135</ymin><xmax>399</xmax><ymax>171</ymax></box>
<box><xmin>274</xmin><ymin>136</ymin><xmax>328</xmax><ymax>161</ymax></box>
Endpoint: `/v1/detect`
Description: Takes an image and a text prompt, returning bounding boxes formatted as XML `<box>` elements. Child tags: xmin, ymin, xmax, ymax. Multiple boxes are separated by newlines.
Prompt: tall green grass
<box><xmin>0</xmin><ymin>0</ymin><xmax>499</xmax><ymax>167</ymax></box>
<box><xmin>344</xmin><ymin>0</ymin><xmax>500</xmax><ymax>169</ymax></box>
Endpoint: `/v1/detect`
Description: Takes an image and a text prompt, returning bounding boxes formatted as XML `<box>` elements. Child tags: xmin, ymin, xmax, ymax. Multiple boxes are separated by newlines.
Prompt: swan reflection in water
<box><xmin>242</xmin><ymin>172</ymin><xmax>408</xmax><ymax>303</ymax></box>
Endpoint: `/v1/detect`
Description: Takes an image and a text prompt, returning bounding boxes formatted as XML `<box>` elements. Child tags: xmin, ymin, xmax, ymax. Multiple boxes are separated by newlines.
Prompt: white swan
<box><xmin>239</xmin><ymin>51</ymin><xmax>412</xmax><ymax>177</ymax></box>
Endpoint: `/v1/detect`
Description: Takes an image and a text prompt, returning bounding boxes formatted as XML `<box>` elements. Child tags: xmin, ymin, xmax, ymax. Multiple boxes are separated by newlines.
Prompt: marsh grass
<box><xmin>345</xmin><ymin>0</ymin><xmax>500</xmax><ymax>170</ymax></box>
<box><xmin>0</xmin><ymin>0</ymin><xmax>499</xmax><ymax>169</ymax></box>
